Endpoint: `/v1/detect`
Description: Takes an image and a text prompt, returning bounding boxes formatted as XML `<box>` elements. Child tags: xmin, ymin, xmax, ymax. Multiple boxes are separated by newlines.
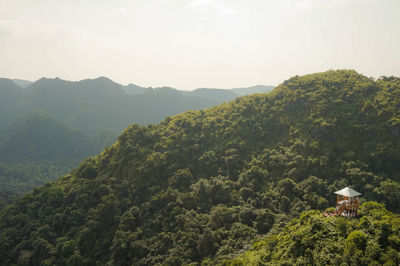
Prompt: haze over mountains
<box><xmin>1</xmin><ymin>0</ymin><xmax>399</xmax><ymax>264</ymax></box>
<box><xmin>0</xmin><ymin>70</ymin><xmax>398</xmax><ymax>265</ymax></box>
<box><xmin>0</xmin><ymin>76</ymin><xmax>273</xmax><ymax>134</ymax></box>
<box><xmin>0</xmin><ymin>70</ymin><xmax>400</xmax><ymax>265</ymax></box>
<box><xmin>0</xmin><ymin>76</ymin><xmax>272</xmax><ymax>207</ymax></box>
<box><xmin>0</xmin><ymin>110</ymin><xmax>112</xmax><ymax>164</ymax></box>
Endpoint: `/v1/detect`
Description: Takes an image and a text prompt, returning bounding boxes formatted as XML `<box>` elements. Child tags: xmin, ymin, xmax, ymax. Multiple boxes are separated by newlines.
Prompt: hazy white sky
<box><xmin>0</xmin><ymin>0</ymin><xmax>399</xmax><ymax>90</ymax></box>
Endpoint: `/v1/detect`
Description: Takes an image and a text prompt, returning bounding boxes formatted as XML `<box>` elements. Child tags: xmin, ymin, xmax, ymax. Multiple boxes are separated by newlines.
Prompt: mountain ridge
<box><xmin>0</xmin><ymin>76</ymin><xmax>273</xmax><ymax>135</ymax></box>
<box><xmin>0</xmin><ymin>70</ymin><xmax>399</xmax><ymax>265</ymax></box>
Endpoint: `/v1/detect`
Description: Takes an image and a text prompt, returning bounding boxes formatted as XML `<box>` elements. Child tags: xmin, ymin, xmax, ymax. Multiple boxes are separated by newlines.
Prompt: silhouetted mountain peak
<box><xmin>31</xmin><ymin>77</ymin><xmax>71</xmax><ymax>89</ymax></box>
<box><xmin>77</xmin><ymin>76</ymin><xmax>124</xmax><ymax>94</ymax></box>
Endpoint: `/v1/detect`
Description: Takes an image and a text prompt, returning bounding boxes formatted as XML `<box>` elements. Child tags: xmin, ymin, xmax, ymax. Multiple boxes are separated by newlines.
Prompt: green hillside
<box><xmin>225</xmin><ymin>202</ymin><xmax>399</xmax><ymax>265</ymax></box>
<box><xmin>0</xmin><ymin>70</ymin><xmax>399</xmax><ymax>265</ymax></box>
<box><xmin>0</xmin><ymin>162</ymin><xmax>69</xmax><ymax>209</ymax></box>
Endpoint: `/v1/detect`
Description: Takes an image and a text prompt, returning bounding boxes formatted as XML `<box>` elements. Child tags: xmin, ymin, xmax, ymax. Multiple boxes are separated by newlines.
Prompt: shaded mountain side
<box><xmin>0</xmin><ymin>111</ymin><xmax>118</xmax><ymax>206</ymax></box>
<box><xmin>0</xmin><ymin>110</ymin><xmax>118</xmax><ymax>165</ymax></box>
<box><xmin>0</xmin><ymin>70</ymin><xmax>399</xmax><ymax>265</ymax></box>
<box><xmin>63</xmin><ymin>89</ymin><xmax>220</xmax><ymax>134</ymax></box>
<box><xmin>18</xmin><ymin>77</ymin><xmax>126</xmax><ymax>133</ymax></box>
<box><xmin>0</xmin><ymin>78</ymin><xmax>24</xmax><ymax>127</ymax></box>
<box><xmin>0</xmin><ymin>110</ymin><xmax>96</xmax><ymax>164</ymax></box>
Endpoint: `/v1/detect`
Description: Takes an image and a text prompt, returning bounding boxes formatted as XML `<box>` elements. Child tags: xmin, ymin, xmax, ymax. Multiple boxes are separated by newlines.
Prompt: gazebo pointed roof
<box><xmin>334</xmin><ymin>187</ymin><xmax>361</xmax><ymax>197</ymax></box>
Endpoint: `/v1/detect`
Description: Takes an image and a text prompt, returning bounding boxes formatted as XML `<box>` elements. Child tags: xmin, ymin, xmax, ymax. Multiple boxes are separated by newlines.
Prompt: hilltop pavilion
<box><xmin>334</xmin><ymin>187</ymin><xmax>361</xmax><ymax>217</ymax></box>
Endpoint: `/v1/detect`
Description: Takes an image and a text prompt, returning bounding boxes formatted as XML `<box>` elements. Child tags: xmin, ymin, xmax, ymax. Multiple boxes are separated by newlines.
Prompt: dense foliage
<box><xmin>226</xmin><ymin>202</ymin><xmax>400</xmax><ymax>265</ymax></box>
<box><xmin>0</xmin><ymin>70</ymin><xmax>399</xmax><ymax>265</ymax></box>
<box><xmin>0</xmin><ymin>162</ymin><xmax>68</xmax><ymax>210</ymax></box>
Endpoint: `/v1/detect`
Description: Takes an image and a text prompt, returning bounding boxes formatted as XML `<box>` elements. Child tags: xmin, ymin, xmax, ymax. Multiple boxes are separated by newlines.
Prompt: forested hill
<box><xmin>0</xmin><ymin>70</ymin><xmax>399</xmax><ymax>265</ymax></box>
<box><xmin>226</xmin><ymin>202</ymin><xmax>400</xmax><ymax>265</ymax></box>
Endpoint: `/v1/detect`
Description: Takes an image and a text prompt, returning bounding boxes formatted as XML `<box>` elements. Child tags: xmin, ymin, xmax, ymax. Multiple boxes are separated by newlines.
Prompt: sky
<box><xmin>0</xmin><ymin>0</ymin><xmax>399</xmax><ymax>90</ymax></box>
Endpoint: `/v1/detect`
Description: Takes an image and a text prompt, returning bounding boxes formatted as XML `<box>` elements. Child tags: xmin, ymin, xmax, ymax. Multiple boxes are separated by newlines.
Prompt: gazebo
<box><xmin>334</xmin><ymin>187</ymin><xmax>361</xmax><ymax>217</ymax></box>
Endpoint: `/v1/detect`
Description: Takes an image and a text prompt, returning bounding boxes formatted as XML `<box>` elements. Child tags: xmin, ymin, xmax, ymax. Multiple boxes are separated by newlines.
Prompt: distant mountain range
<box><xmin>0</xmin><ymin>77</ymin><xmax>273</xmax><ymax>135</ymax></box>
<box><xmin>122</xmin><ymin>82</ymin><xmax>273</xmax><ymax>97</ymax></box>
<box><xmin>0</xmin><ymin>110</ymin><xmax>115</xmax><ymax>165</ymax></box>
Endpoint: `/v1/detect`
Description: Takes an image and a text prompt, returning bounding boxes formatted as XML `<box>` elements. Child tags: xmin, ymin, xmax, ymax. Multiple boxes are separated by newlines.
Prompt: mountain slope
<box><xmin>0</xmin><ymin>111</ymin><xmax>118</xmax><ymax>205</ymax></box>
<box><xmin>20</xmin><ymin>77</ymin><xmax>126</xmax><ymax>133</ymax></box>
<box><xmin>0</xmin><ymin>78</ymin><xmax>24</xmax><ymax>127</ymax></box>
<box><xmin>226</xmin><ymin>202</ymin><xmax>400</xmax><ymax>265</ymax></box>
<box><xmin>0</xmin><ymin>70</ymin><xmax>399</xmax><ymax>265</ymax></box>
<box><xmin>0</xmin><ymin>110</ymin><xmax>95</xmax><ymax>164</ymax></box>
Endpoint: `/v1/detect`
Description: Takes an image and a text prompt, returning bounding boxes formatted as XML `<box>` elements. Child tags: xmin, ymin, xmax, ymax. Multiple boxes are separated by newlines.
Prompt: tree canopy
<box><xmin>0</xmin><ymin>70</ymin><xmax>399</xmax><ymax>265</ymax></box>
